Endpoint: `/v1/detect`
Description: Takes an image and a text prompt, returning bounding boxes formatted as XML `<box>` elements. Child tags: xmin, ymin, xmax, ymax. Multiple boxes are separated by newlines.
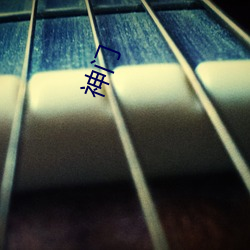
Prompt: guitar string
<box><xmin>0</xmin><ymin>0</ymin><xmax>38</xmax><ymax>248</ymax></box>
<box><xmin>84</xmin><ymin>1</ymin><xmax>170</xmax><ymax>250</ymax></box>
<box><xmin>141</xmin><ymin>0</ymin><xmax>250</xmax><ymax>194</ymax></box>
<box><xmin>201</xmin><ymin>0</ymin><xmax>250</xmax><ymax>46</ymax></box>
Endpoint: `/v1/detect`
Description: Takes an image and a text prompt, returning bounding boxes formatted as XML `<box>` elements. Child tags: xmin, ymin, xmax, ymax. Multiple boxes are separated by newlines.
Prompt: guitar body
<box><xmin>0</xmin><ymin>0</ymin><xmax>250</xmax><ymax>249</ymax></box>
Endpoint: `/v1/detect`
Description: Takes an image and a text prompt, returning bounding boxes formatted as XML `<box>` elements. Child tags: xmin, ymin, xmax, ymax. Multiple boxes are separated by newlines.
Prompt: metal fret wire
<box><xmin>0</xmin><ymin>0</ymin><xmax>38</xmax><ymax>248</ymax></box>
<box><xmin>201</xmin><ymin>0</ymin><xmax>250</xmax><ymax>46</ymax></box>
<box><xmin>85</xmin><ymin>1</ymin><xmax>170</xmax><ymax>249</ymax></box>
<box><xmin>141</xmin><ymin>0</ymin><xmax>250</xmax><ymax>194</ymax></box>
<box><xmin>0</xmin><ymin>1</ymin><xmax>198</xmax><ymax>22</ymax></box>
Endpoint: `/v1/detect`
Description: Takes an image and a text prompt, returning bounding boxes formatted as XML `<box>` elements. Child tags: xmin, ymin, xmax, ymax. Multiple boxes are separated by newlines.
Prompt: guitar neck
<box><xmin>0</xmin><ymin>0</ymin><xmax>250</xmax><ymax>249</ymax></box>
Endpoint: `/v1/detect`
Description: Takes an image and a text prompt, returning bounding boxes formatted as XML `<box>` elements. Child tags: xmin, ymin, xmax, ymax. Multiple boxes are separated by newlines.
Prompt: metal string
<box><xmin>0</xmin><ymin>0</ymin><xmax>38</xmax><ymax>248</ymax></box>
<box><xmin>141</xmin><ymin>0</ymin><xmax>250</xmax><ymax>194</ymax></box>
<box><xmin>84</xmin><ymin>1</ymin><xmax>170</xmax><ymax>249</ymax></box>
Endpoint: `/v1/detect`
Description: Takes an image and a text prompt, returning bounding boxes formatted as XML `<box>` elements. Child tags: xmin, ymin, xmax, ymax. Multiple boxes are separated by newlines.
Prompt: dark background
<box><xmin>214</xmin><ymin>0</ymin><xmax>250</xmax><ymax>33</ymax></box>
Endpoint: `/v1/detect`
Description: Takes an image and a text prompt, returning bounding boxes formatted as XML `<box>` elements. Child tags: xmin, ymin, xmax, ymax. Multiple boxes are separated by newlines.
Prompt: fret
<box><xmin>0</xmin><ymin>0</ymin><xmax>198</xmax><ymax>22</ymax></box>
<box><xmin>0</xmin><ymin>0</ymin><xmax>31</xmax><ymax>22</ymax></box>
<box><xmin>0</xmin><ymin>0</ymin><xmax>38</xmax><ymax>247</ymax></box>
<box><xmin>141</xmin><ymin>0</ymin><xmax>250</xmax><ymax>193</ymax></box>
<box><xmin>37</xmin><ymin>0</ymin><xmax>86</xmax><ymax>19</ymax></box>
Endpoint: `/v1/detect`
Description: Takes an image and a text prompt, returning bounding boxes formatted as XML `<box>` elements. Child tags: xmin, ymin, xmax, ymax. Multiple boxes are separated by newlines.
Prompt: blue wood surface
<box><xmin>0</xmin><ymin>8</ymin><xmax>249</xmax><ymax>77</ymax></box>
<box><xmin>157</xmin><ymin>9</ymin><xmax>250</xmax><ymax>67</ymax></box>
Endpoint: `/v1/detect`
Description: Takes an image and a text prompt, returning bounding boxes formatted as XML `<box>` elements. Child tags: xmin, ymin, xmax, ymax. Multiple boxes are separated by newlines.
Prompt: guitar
<box><xmin>0</xmin><ymin>0</ymin><xmax>250</xmax><ymax>249</ymax></box>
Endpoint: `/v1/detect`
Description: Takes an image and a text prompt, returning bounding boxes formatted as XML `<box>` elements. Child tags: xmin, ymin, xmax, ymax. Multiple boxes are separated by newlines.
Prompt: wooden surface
<box><xmin>6</xmin><ymin>173</ymin><xmax>250</xmax><ymax>250</ymax></box>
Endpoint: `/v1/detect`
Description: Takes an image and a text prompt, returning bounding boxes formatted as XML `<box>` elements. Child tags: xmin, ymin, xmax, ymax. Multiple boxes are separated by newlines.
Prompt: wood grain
<box><xmin>6</xmin><ymin>173</ymin><xmax>250</xmax><ymax>250</ymax></box>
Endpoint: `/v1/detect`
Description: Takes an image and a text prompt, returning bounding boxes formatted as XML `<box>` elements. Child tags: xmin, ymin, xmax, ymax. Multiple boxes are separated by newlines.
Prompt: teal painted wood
<box><xmin>157</xmin><ymin>9</ymin><xmax>250</xmax><ymax>67</ymax></box>
<box><xmin>0</xmin><ymin>21</ymin><xmax>29</xmax><ymax>75</ymax></box>
<box><xmin>0</xmin><ymin>6</ymin><xmax>249</xmax><ymax>77</ymax></box>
